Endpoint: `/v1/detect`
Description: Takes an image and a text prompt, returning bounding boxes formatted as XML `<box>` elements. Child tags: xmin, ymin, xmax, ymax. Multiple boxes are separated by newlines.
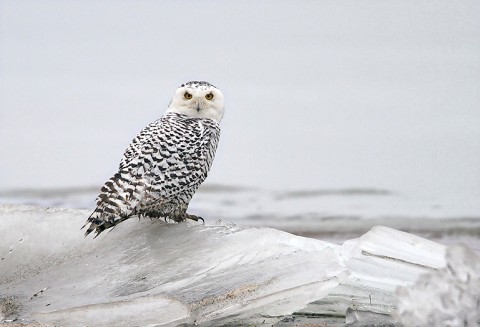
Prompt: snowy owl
<box><xmin>83</xmin><ymin>81</ymin><xmax>224</xmax><ymax>237</ymax></box>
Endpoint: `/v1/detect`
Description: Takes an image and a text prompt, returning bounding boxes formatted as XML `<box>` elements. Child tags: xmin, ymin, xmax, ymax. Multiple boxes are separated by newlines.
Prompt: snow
<box><xmin>2</xmin><ymin>205</ymin><xmax>477</xmax><ymax>326</ymax></box>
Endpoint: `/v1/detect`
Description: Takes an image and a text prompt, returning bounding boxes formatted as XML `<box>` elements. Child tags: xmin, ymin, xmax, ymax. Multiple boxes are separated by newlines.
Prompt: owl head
<box><xmin>167</xmin><ymin>81</ymin><xmax>224</xmax><ymax>123</ymax></box>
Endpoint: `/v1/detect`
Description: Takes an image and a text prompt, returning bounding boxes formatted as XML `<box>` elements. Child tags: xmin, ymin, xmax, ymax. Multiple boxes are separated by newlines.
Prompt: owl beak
<box><xmin>192</xmin><ymin>98</ymin><xmax>204</xmax><ymax>112</ymax></box>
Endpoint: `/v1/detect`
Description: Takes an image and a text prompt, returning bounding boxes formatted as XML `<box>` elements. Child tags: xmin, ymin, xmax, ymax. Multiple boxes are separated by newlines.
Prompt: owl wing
<box><xmin>83</xmin><ymin>119</ymin><xmax>166</xmax><ymax>237</ymax></box>
<box><xmin>119</xmin><ymin>120</ymin><xmax>162</xmax><ymax>171</ymax></box>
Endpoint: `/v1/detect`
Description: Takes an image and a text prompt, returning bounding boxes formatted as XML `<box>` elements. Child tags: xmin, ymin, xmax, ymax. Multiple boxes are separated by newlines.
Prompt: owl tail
<box><xmin>82</xmin><ymin>206</ymin><xmax>130</xmax><ymax>238</ymax></box>
<box><xmin>83</xmin><ymin>173</ymin><xmax>147</xmax><ymax>238</ymax></box>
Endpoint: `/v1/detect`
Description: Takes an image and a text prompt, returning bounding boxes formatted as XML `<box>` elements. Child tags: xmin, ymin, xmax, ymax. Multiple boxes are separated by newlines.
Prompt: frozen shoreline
<box><xmin>1</xmin><ymin>204</ymin><xmax>478</xmax><ymax>326</ymax></box>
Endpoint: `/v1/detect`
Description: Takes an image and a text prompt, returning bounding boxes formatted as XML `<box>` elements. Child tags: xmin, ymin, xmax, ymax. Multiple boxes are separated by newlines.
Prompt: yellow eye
<box><xmin>205</xmin><ymin>93</ymin><xmax>214</xmax><ymax>100</ymax></box>
<box><xmin>184</xmin><ymin>92</ymin><xmax>192</xmax><ymax>99</ymax></box>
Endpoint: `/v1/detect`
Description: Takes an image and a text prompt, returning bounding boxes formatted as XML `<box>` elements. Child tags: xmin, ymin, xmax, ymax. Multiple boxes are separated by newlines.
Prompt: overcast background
<box><xmin>1</xmin><ymin>0</ymin><xmax>479</xmax><ymax>215</ymax></box>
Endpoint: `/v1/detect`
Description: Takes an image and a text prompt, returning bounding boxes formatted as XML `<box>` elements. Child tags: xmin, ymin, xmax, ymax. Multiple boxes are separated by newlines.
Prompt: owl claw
<box><xmin>184</xmin><ymin>213</ymin><xmax>204</xmax><ymax>224</ymax></box>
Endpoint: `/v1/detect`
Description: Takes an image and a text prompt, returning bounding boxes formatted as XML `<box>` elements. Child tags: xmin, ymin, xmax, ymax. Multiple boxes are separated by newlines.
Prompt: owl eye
<box><xmin>184</xmin><ymin>92</ymin><xmax>192</xmax><ymax>99</ymax></box>
<box><xmin>205</xmin><ymin>93</ymin><xmax>214</xmax><ymax>100</ymax></box>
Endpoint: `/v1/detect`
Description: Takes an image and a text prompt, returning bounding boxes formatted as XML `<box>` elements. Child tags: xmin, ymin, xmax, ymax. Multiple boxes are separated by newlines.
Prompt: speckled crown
<box><xmin>181</xmin><ymin>81</ymin><xmax>217</xmax><ymax>89</ymax></box>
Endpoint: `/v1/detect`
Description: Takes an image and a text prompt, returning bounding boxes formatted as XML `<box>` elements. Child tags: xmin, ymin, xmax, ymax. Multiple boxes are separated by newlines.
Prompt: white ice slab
<box><xmin>0</xmin><ymin>205</ymin><xmax>469</xmax><ymax>326</ymax></box>
<box><xmin>0</xmin><ymin>205</ymin><xmax>343</xmax><ymax>326</ymax></box>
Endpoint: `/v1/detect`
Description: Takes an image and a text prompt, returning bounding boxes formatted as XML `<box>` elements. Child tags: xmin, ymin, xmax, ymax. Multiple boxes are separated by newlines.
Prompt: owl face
<box><xmin>167</xmin><ymin>81</ymin><xmax>224</xmax><ymax>123</ymax></box>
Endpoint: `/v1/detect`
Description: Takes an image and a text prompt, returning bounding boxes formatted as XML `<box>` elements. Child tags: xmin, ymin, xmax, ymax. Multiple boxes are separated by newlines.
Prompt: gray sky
<box><xmin>1</xmin><ymin>0</ymin><xmax>479</xmax><ymax>205</ymax></box>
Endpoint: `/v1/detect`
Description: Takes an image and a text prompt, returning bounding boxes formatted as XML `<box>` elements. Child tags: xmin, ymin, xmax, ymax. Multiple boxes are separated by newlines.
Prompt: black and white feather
<box><xmin>83</xmin><ymin>81</ymin><xmax>224</xmax><ymax>237</ymax></box>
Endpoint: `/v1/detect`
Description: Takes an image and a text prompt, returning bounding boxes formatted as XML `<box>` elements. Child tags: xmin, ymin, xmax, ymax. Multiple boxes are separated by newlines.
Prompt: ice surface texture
<box><xmin>0</xmin><ymin>205</ymin><xmax>344</xmax><ymax>326</ymax></box>
<box><xmin>396</xmin><ymin>244</ymin><xmax>480</xmax><ymax>326</ymax></box>
<box><xmin>0</xmin><ymin>205</ymin><xmax>473</xmax><ymax>326</ymax></box>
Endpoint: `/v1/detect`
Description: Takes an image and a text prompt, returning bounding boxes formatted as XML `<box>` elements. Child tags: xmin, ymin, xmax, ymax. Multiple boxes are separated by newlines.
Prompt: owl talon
<box><xmin>184</xmin><ymin>213</ymin><xmax>204</xmax><ymax>224</ymax></box>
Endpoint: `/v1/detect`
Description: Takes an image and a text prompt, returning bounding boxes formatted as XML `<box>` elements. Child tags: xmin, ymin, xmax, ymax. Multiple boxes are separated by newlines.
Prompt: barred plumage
<box><xmin>83</xmin><ymin>81</ymin><xmax>224</xmax><ymax>237</ymax></box>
